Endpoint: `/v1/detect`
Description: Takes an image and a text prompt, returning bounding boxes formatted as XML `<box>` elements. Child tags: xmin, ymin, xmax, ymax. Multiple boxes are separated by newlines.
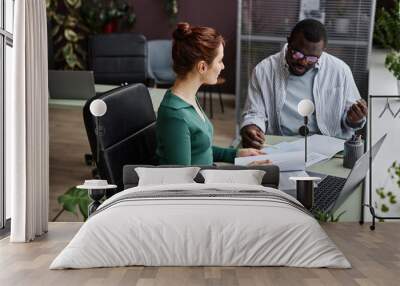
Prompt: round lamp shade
<box><xmin>297</xmin><ymin>99</ymin><xmax>315</xmax><ymax>117</ymax></box>
<box><xmin>90</xmin><ymin>99</ymin><xmax>107</xmax><ymax>117</ymax></box>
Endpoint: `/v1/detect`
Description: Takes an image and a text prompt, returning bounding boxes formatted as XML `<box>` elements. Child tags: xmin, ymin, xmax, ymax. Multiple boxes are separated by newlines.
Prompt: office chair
<box><xmin>83</xmin><ymin>84</ymin><xmax>158</xmax><ymax>196</ymax></box>
<box><xmin>147</xmin><ymin>40</ymin><xmax>176</xmax><ymax>86</ymax></box>
<box><xmin>88</xmin><ymin>33</ymin><xmax>148</xmax><ymax>85</ymax></box>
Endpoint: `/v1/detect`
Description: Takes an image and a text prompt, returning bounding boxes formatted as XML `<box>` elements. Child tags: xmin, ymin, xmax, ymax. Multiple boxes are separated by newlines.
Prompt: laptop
<box><xmin>308</xmin><ymin>134</ymin><xmax>387</xmax><ymax>214</ymax></box>
<box><xmin>48</xmin><ymin>70</ymin><xmax>96</xmax><ymax>100</ymax></box>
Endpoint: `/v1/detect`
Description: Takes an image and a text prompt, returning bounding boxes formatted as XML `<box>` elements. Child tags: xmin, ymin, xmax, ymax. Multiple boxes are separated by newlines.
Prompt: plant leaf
<box><xmin>78</xmin><ymin>196</ymin><xmax>90</xmax><ymax>221</ymax></box>
<box><xmin>57</xmin><ymin>187</ymin><xmax>90</xmax><ymax>219</ymax></box>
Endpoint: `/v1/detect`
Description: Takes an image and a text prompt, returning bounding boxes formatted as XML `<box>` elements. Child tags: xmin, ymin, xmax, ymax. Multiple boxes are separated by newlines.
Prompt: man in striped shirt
<box><xmin>241</xmin><ymin>19</ymin><xmax>367</xmax><ymax>149</ymax></box>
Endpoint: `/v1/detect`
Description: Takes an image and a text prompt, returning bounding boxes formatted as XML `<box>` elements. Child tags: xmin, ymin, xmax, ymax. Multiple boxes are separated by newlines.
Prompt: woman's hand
<box><xmin>236</xmin><ymin>148</ymin><xmax>272</xmax><ymax>166</ymax></box>
<box><xmin>237</xmin><ymin>148</ymin><xmax>265</xmax><ymax>157</ymax></box>
<box><xmin>248</xmin><ymin>160</ymin><xmax>272</xmax><ymax>166</ymax></box>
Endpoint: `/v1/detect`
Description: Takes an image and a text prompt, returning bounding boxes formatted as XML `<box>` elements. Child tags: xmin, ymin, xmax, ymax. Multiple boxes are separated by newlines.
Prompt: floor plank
<box><xmin>1</xmin><ymin>222</ymin><xmax>400</xmax><ymax>285</ymax></box>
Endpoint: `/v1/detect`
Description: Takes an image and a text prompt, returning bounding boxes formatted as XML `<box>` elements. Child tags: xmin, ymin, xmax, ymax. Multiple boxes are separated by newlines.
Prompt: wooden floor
<box><xmin>1</xmin><ymin>222</ymin><xmax>399</xmax><ymax>285</ymax></box>
<box><xmin>49</xmin><ymin>94</ymin><xmax>236</xmax><ymax>222</ymax></box>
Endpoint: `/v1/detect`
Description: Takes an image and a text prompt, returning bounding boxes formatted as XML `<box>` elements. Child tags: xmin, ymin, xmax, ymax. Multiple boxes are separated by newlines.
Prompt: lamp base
<box><xmin>296</xmin><ymin>180</ymin><xmax>314</xmax><ymax>209</ymax></box>
<box><xmin>298</xmin><ymin>125</ymin><xmax>309</xmax><ymax>137</ymax></box>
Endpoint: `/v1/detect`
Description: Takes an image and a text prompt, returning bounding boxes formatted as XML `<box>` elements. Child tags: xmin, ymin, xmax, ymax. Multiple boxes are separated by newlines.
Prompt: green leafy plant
<box><xmin>164</xmin><ymin>0</ymin><xmax>178</xmax><ymax>25</ymax></box>
<box><xmin>385</xmin><ymin>51</ymin><xmax>400</xmax><ymax>80</ymax></box>
<box><xmin>81</xmin><ymin>0</ymin><xmax>136</xmax><ymax>34</ymax></box>
<box><xmin>46</xmin><ymin>0</ymin><xmax>89</xmax><ymax>69</ymax></box>
<box><xmin>374</xmin><ymin>1</ymin><xmax>400</xmax><ymax>80</ymax></box>
<box><xmin>53</xmin><ymin>187</ymin><xmax>90</xmax><ymax>221</ymax></box>
<box><xmin>374</xmin><ymin>161</ymin><xmax>400</xmax><ymax>221</ymax></box>
<box><xmin>46</xmin><ymin>0</ymin><xmax>136</xmax><ymax>70</ymax></box>
<box><xmin>314</xmin><ymin>209</ymin><xmax>346</xmax><ymax>223</ymax></box>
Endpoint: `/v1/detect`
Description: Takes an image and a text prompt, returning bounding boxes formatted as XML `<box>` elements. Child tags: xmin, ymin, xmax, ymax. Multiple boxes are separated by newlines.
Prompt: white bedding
<box><xmin>50</xmin><ymin>183</ymin><xmax>350</xmax><ymax>269</ymax></box>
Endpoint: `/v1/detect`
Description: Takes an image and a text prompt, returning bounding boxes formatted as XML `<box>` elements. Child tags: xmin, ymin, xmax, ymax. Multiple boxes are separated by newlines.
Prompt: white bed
<box><xmin>50</xmin><ymin>183</ymin><xmax>351</xmax><ymax>269</ymax></box>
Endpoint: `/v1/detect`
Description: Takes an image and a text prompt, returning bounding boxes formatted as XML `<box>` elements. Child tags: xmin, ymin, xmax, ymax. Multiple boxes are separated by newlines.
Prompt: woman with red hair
<box><xmin>156</xmin><ymin>22</ymin><xmax>267</xmax><ymax>165</ymax></box>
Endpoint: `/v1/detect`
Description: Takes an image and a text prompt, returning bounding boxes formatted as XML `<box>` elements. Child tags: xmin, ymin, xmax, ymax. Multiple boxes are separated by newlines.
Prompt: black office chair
<box><xmin>88</xmin><ymin>33</ymin><xmax>148</xmax><ymax>85</ymax></box>
<box><xmin>83</xmin><ymin>83</ymin><xmax>158</xmax><ymax>196</ymax></box>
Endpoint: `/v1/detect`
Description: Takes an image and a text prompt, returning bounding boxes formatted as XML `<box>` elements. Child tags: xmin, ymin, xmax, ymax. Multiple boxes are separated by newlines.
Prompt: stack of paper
<box><xmin>235</xmin><ymin>134</ymin><xmax>345</xmax><ymax>170</ymax></box>
<box><xmin>235</xmin><ymin>151</ymin><xmax>306</xmax><ymax>171</ymax></box>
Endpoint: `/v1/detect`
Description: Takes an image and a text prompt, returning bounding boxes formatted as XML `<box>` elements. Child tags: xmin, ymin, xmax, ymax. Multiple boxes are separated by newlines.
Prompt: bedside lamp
<box><xmin>297</xmin><ymin>99</ymin><xmax>315</xmax><ymax>163</ymax></box>
<box><xmin>78</xmin><ymin>99</ymin><xmax>116</xmax><ymax>216</ymax></box>
<box><xmin>90</xmin><ymin>99</ymin><xmax>107</xmax><ymax>170</ymax></box>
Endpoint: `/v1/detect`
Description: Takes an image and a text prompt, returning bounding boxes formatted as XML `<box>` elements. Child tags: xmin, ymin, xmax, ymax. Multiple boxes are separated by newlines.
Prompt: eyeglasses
<box><xmin>288</xmin><ymin>46</ymin><xmax>319</xmax><ymax>64</ymax></box>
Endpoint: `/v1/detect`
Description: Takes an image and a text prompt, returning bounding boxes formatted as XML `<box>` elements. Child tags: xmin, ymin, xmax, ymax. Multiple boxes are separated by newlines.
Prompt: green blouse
<box><xmin>156</xmin><ymin>90</ymin><xmax>237</xmax><ymax>165</ymax></box>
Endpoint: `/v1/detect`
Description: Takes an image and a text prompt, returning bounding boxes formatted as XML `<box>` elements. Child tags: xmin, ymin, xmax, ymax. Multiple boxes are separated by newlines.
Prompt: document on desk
<box><xmin>235</xmin><ymin>151</ymin><xmax>306</xmax><ymax>171</ymax></box>
<box><xmin>269</xmin><ymin>135</ymin><xmax>344</xmax><ymax>158</ymax></box>
<box><xmin>262</xmin><ymin>141</ymin><xmax>299</xmax><ymax>154</ymax></box>
<box><xmin>235</xmin><ymin>151</ymin><xmax>329</xmax><ymax>170</ymax></box>
<box><xmin>237</xmin><ymin>135</ymin><xmax>341</xmax><ymax>169</ymax></box>
<box><xmin>261</xmin><ymin>135</ymin><xmax>344</xmax><ymax>165</ymax></box>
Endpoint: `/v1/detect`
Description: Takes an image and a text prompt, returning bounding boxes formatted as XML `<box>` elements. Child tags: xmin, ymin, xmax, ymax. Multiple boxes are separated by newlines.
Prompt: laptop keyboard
<box><xmin>311</xmin><ymin>175</ymin><xmax>347</xmax><ymax>213</ymax></box>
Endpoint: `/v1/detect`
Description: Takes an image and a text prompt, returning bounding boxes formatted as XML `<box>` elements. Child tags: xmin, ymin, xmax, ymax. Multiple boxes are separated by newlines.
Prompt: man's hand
<box><xmin>240</xmin><ymin>125</ymin><xmax>265</xmax><ymax>149</ymax></box>
<box><xmin>346</xmin><ymin>99</ymin><xmax>368</xmax><ymax>125</ymax></box>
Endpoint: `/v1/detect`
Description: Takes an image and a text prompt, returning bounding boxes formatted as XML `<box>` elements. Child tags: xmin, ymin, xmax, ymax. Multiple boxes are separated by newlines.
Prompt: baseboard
<box><xmin>0</xmin><ymin>218</ymin><xmax>11</xmax><ymax>239</ymax></box>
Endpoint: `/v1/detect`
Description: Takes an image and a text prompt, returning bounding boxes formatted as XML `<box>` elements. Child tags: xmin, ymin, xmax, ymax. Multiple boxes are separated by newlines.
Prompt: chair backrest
<box><xmin>88</xmin><ymin>33</ymin><xmax>148</xmax><ymax>85</ymax></box>
<box><xmin>83</xmin><ymin>84</ymin><xmax>158</xmax><ymax>193</ymax></box>
<box><xmin>147</xmin><ymin>40</ymin><xmax>175</xmax><ymax>84</ymax></box>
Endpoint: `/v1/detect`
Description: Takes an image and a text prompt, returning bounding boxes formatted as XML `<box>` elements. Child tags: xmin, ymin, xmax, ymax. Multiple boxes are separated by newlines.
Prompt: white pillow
<box><xmin>135</xmin><ymin>167</ymin><xmax>200</xmax><ymax>186</ymax></box>
<box><xmin>200</xmin><ymin>169</ymin><xmax>266</xmax><ymax>185</ymax></box>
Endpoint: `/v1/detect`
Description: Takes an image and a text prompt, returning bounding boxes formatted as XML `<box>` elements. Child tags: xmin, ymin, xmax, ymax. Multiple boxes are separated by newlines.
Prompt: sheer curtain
<box><xmin>6</xmin><ymin>0</ymin><xmax>49</xmax><ymax>242</ymax></box>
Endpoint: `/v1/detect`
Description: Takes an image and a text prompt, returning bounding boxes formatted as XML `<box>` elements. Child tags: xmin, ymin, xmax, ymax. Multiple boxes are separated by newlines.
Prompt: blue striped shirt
<box><xmin>241</xmin><ymin>44</ymin><xmax>365</xmax><ymax>139</ymax></box>
<box><xmin>281</xmin><ymin>68</ymin><xmax>319</xmax><ymax>135</ymax></box>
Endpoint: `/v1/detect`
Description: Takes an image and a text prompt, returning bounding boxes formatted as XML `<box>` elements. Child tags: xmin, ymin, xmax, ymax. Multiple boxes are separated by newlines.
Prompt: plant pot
<box><xmin>103</xmin><ymin>20</ymin><xmax>118</xmax><ymax>33</ymax></box>
<box><xmin>335</xmin><ymin>18</ymin><xmax>350</xmax><ymax>34</ymax></box>
<box><xmin>398</xmin><ymin>80</ymin><xmax>400</xmax><ymax>95</ymax></box>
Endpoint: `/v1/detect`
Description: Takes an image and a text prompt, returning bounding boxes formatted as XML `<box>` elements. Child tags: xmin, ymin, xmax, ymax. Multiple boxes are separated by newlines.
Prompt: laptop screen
<box><xmin>332</xmin><ymin>134</ymin><xmax>387</xmax><ymax>211</ymax></box>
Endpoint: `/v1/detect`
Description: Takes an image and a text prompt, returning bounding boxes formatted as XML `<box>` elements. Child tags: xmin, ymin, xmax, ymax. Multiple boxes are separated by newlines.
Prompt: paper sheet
<box><xmin>275</xmin><ymin>135</ymin><xmax>345</xmax><ymax>158</ymax></box>
<box><xmin>235</xmin><ymin>151</ymin><xmax>306</xmax><ymax>171</ymax></box>
<box><xmin>236</xmin><ymin>135</ymin><xmax>343</xmax><ymax>169</ymax></box>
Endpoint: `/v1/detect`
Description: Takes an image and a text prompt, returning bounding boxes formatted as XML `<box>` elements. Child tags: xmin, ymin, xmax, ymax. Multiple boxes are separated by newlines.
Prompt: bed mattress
<box><xmin>50</xmin><ymin>183</ymin><xmax>350</xmax><ymax>269</ymax></box>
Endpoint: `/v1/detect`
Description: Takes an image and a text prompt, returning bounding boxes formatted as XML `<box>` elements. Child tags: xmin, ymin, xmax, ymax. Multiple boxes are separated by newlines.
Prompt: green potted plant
<box><xmin>81</xmin><ymin>0</ymin><xmax>136</xmax><ymax>34</ymax></box>
<box><xmin>53</xmin><ymin>187</ymin><xmax>90</xmax><ymax>221</ymax></box>
<box><xmin>164</xmin><ymin>0</ymin><xmax>179</xmax><ymax>25</ymax></box>
<box><xmin>46</xmin><ymin>0</ymin><xmax>89</xmax><ymax>69</ymax></box>
<box><xmin>314</xmin><ymin>209</ymin><xmax>346</xmax><ymax>223</ymax></box>
<box><xmin>374</xmin><ymin>0</ymin><xmax>400</xmax><ymax>93</ymax></box>
<box><xmin>46</xmin><ymin>0</ymin><xmax>136</xmax><ymax>69</ymax></box>
<box><xmin>374</xmin><ymin>161</ymin><xmax>399</xmax><ymax>221</ymax></box>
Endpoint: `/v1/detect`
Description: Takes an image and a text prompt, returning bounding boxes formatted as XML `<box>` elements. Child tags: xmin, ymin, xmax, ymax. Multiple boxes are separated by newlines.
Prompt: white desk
<box><xmin>267</xmin><ymin>135</ymin><xmax>360</xmax><ymax>222</ymax></box>
<box><xmin>49</xmin><ymin>85</ymin><xmax>166</xmax><ymax>113</ymax></box>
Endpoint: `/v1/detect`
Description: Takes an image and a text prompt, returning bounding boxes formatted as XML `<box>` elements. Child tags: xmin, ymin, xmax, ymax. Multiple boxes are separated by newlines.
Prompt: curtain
<box><xmin>6</xmin><ymin>0</ymin><xmax>49</xmax><ymax>242</ymax></box>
